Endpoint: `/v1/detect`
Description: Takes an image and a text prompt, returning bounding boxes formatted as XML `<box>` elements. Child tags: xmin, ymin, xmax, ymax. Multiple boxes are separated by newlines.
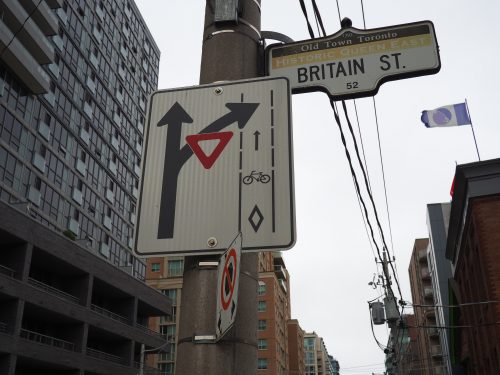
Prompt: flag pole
<box><xmin>465</xmin><ymin>98</ymin><xmax>481</xmax><ymax>161</ymax></box>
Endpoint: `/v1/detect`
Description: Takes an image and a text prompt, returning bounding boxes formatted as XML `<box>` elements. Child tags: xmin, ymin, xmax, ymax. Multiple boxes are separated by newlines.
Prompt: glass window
<box><xmin>151</xmin><ymin>262</ymin><xmax>160</xmax><ymax>272</ymax></box>
<box><xmin>168</xmin><ymin>259</ymin><xmax>183</xmax><ymax>277</ymax></box>
<box><xmin>163</xmin><ymin>288</ymin><xmax>177</xmax><ymax>304</ymax></box>
<box><xmin>258</xmin><ymin>339</ymin><xmax>268</xmax><ymax>350</ymax></box>
<box><xmin>257</xmin><ymin>358</ymin><xmax>268</xmax><ymax>370</ymax></box>
<box><xmin>258</xmin><ymin>281</ymin><xmax>266</xmax><ymax>296</ymax></box>
<box><xmin>258</xmin><ymin>301</ymin><xmax>266</xmax><ymax>312</ymax></box>
<box><xmin>258</xmin><ymin>319</ymin><xmax>266</xmax><ymax>330</ymax></box>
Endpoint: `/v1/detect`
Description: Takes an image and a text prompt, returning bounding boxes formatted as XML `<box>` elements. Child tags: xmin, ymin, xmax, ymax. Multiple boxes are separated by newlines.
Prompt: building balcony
<box><xmin>425</xmin><ymin>309</ymin><xmax>436</xmax><ymax>320</ymax></box>
<box><xmin>279</xmin><ymin>279</ymin><xmax>287</xmax><ymax>293</ymax></box>
<box><xmin>428</xmin><ymin>327</ymin><xmax>439</xmax><ymax>338</ymax></box>
<box><xmin>19</xmin><ymin>0</ymin><xmax>59</xmax><ymax>35</ymax></box>
<box><xmin>421</xmin><ymin>267</ymin><xmax>431</xmax><ymax>280</ymax></box>
<box><xmin>28</xmin><ymin>277</ymin><xmax>80</xmax><ymax>304</ymax></box>
<box><xmin>274</xmin><ymin>265</ymin><xmax>287</xmax><ymax>280</ymax></box>
<box><xmin>20</xmin><ymin>328</ymin><xmax>76</xmax><ymax>351</ymax></box>
<box><xmin>423</xmin><ymin>286</ymin><xmax>434</xmax><ymax>300</ymax></box>
<box><xmin>91</xmin><ymin>304</ymin><xmax>129</xmax><ymax>325</ymax></box>
<box><xmin>87</xmin><ymin>348</ymin><xmax>127</xmax><ymax>366</ymax></box>
<box><xmin>2</xmin><ymin>0</ymin><xmax>55</xmax><ymax>64</ymax></box>
<box><xmin>0</xmin><ymin>21</ymin><xmax>50</xmax><ymax>94</ymax></box>
<box><xmin>430</xmin><ymin>344</ymin><xmax>442</xmax><ymax>358</ymax></box>
<box><xmin>0</xmin><ymin>264</ymin><xmax>15</xmax><ymax>278</ymax></box>
<box><xmin>418</xmin><ymin>248</ymin><xmax>427</xmax><ymax>262</ymax></box>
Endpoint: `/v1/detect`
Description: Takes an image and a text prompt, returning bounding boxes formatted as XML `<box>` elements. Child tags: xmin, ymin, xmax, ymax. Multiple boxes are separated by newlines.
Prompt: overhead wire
<box><xmin>358</xmin><ymin>0</ymin><xmax>402</xmax><ymax>307</ymax></box>
<box><xmin>298</xmin><ymin>0</ymin><xmax>315</xmax><ymax>38</ymax></box>
<box><xmin>340</xmin><ymin>101</ymin><xmax>404</xmax><ymax>304</ymax></box>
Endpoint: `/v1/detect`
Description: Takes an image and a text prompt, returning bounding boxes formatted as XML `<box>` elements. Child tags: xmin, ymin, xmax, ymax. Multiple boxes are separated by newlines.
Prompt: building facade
<box><xmin>287</xmin><ymin>319</ymin><xmax>305</xmax><ymax>375</ymax></box>
<box><xmin>446</xmin><ymin>158</ymin><xmax>500</xmax><ymax>375</ymax></box>
<box><xmin>0</xmin><ymin>200</ymin><xmax>171</xmax><ymax>375</ymax></box>
<box><xmin>0</xmin><ymin>0</ymin><xmax>160</xmax><ymax>280</ymax></box>
<box><xmin>426</xmin><ymin>203</ymin><xmax>453</xmax><ymax>374</ymax></box>
<box><xmin>145</xmin><ymin>256</ymin><xmax>184</xmax><ymax>375</ymax></box>
<box><xmin>304</xmin><ymin>332</ymin><xmax>336</xmax><ymax>375</ymax></box>
<box><xmin>257</xmin><ymin>252</ymin><xmax>291</xmax><ymax>374</ymax></box>
<box><xmin>408</xmin><ymin>238</ymin><xmax>447</xmax><ymax>374</ymax></box>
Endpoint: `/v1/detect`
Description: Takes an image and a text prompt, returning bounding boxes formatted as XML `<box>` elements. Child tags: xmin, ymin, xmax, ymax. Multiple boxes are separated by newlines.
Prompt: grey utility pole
<box><xmin>175</xmin><ymin>1</ymin><xmax>261</xmax><ymax>374</ymax></box>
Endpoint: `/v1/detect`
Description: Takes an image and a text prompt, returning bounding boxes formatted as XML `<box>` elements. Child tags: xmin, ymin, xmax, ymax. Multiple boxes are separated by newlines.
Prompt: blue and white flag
<box><xmin>421</xmin><ymin>103</ymin><xmax>471</xmax><ymax>128</ymax></box>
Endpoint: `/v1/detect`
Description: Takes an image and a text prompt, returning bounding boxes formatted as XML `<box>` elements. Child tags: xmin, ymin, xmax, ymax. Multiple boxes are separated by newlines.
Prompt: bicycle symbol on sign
<box><xmin>242</xmin><ymin>171</ymin><xmax>271</xmax><ymax>185</ymax></box>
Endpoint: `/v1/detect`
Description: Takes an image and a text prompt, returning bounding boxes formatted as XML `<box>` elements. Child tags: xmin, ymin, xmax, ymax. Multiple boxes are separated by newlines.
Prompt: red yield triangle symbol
<box><xmin>185</xmin><ymin>131</ymin><xmax>234</xmax><ymax>169</ymax></box>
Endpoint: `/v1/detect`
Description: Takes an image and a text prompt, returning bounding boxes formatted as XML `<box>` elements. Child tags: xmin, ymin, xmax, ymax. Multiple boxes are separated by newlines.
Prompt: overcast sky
<box><xmin>135</xmin><ymin>0</ymin><xmax>500</xmax><ymax>372</ymax></box>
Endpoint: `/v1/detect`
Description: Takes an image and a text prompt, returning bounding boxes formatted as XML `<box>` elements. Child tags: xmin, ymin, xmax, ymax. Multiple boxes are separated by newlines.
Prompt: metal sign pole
<box><xmin>175</xmin><ymin>1</ymin><xmax>261</xmax><ymax>374</ymax></box>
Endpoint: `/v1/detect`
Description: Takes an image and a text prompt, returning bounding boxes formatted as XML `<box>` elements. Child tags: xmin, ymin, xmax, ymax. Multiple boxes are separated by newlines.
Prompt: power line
<box><xmin>298</xmin><ymin>0</ymin><xmax>315</xmax><ymax>38</ymax></box>
<box><xmin>408</xmin><ymin>300</ymin><xmax>500</xmax><ymax>308</ymax></box>
<box><xmin>310</xmin><ymin>0</ymin><xmax>326</xmax><ymax>36</ymax></box>
<box><xmin>340</xmin><ymin>100</ymin><xmax>404</xmax><ymax>305</ymax></box>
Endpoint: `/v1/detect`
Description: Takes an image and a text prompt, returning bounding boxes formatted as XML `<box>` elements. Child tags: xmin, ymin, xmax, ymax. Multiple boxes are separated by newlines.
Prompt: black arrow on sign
<box><xmin>157</xmin><ymin>102</ymin><xmax>260</xmax><ymax>239</ymax></box>
<box><xmin>253</xmin><ymin>130</ymin><xmax>260</xmax><ymax>151</ymax></box>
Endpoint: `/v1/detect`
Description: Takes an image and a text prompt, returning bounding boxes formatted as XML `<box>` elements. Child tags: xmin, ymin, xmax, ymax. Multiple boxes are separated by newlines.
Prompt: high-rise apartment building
<box><xmin>304</xmin><ymin>332</ymin><xmax>336</xmax><ymax>375</ymax></box>
<box><xmin>446</xmin><ymin>158</ymin><xmax>500</xmax><ymax>374</ymax></box>
<box><xmin>408</xmin><ymin>238</ymin><xmax>447</xmax><ymax>375</ymax></box>
<box><xmin>146</xmin><ymin>251</ymin><xmax>312</xmax><ymax>375</ymax></box>
<box><xmin>145</xmin><ymin>256</ymin><xmax>184</xmax><ymax>375</ymax></box>
<box><xmin>288</xmin><ymin>319</ymin><xmax>305</xmax><ymax>375</ymax></box>
<box><xmin>426</xmin><ymin>203</ymin><xmax>453</xmax><ymax>374</ymax></box>
<box><xmin>0</xmin><ymin>0</ymin><xmax>160</xmax><ymax>280</ymax></box>
<box><xmin>257</xmin><ymin>252</ymin><xmax>291</xmax><ymax>374</ymax></box>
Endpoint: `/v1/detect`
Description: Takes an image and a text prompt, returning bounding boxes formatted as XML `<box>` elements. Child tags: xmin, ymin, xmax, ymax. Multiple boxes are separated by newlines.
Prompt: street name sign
<box><xmin>266</xmin><ymin>21</ymin><xmax>440</xmax><ymax>99</ymax></box>
<box><xmin>134</xmin><ymin>77</ymin><xmax>295</xmax><ymax>257</ymax></box>
<box><xmin>215</xmin><ymin>233</ymin><xmax>242</xmax><ymax>341</ymax></box>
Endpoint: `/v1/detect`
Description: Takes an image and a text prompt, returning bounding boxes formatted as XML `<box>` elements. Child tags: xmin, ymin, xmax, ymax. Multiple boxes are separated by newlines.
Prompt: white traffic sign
<box><xmin>215</xmin><ymin>233</ymin><xmax>242</xmax><ymax>341</ymax></box>
<box><xmin>135</xmin><ymin>77</ymin><xmax>295</xmax><ymax>256</ymax></box>
<box><xmin>267</xmin><ymin>21</ymin><xmax>440</xmax><ymax>99</ymax></box>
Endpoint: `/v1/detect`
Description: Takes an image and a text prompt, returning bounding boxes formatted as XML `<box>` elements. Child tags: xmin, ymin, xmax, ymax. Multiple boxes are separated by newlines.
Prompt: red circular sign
<box><xmin>220</xmin><ymin>248</ymin><xmax>237</xmax><ymax>310</ymax></box>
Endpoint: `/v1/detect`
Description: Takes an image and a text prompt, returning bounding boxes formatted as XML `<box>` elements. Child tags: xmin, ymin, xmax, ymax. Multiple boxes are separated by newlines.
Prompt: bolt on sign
<box><xmin>134</xmin><ymin>77</ymin><xmax>295</xmax><ymax>257</ymax></box>
<box><xmin>266</xmin><ymin>21</ymin><xmax>441</xmax><ymax>99</ymax></box>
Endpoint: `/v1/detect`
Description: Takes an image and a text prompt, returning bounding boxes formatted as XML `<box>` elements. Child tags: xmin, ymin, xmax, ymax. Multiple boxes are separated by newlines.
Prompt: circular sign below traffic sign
<box><xmin>220</xmin><ymin>248</ymin><xmax>237</xmax><ymax>310</ymax></box>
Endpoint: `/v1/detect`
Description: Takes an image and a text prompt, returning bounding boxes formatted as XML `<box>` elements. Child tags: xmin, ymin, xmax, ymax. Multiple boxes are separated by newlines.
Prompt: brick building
<box><xmin>287</xmin><ymin>319</ymin><xmax>305</xmax><ymax>375</ymax></box>
<box><xmin>257</xmin><ymin>252</ymin><xmax>291</xmax><ymax>374</ymax></box>
<box><xmin>446</xmin><ymin>158</ymin><xmax>500</xmax><ymax>374</ymax></box>
<box><xmin>408</xmin><ymin>238</ymin><xmax>447</xmax><ymax>374</ymax></box>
